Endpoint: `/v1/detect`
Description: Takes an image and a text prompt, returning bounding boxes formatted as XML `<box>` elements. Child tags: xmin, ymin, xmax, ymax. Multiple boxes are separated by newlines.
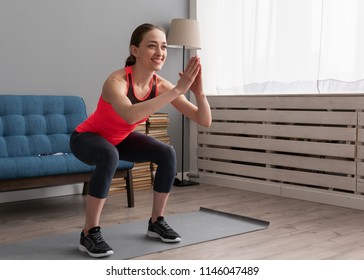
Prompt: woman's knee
<box><xmin>152</xmin><ymin>145</ymin><xmax>176</xmax><ymax>193</ymax></box>
<box><xmin>88</xmin><ymin>147</ymin><xmax>119</xmax><ymax>198</ymax></box>
<box><xmin>98</xmin><ymin>146</ymin><xmax>119</xmax><ymax>169</ymax></box>
<box><xmin>157</xmin><ymin>144</ymin><xmax>176</xmax><ymax>165</ymax></box>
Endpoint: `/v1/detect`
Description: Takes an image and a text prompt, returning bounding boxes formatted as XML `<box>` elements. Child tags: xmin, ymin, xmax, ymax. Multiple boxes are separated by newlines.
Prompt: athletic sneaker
<box><xmin>147</xmin><ymin>216</ymin><xmax>181</xmax><ymax>243</ymax></box>
<box><xmin>78</xmin><ymin>226</ymin><xmax>114</xmax><ymax>258</ymax></box>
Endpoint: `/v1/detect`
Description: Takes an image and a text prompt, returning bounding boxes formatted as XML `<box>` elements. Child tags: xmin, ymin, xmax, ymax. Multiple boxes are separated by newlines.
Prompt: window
<box><xmin>194</xmin><ymin>0</ymin><xmax>364</xmax><ymax>95</ymax></box>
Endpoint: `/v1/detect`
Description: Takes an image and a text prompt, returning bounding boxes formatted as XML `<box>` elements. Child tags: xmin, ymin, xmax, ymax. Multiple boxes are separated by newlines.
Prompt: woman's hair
<box><xmin>125</xmin><ymin>23</ymin><xmax>166</xmax><ymax>67</ymax></box>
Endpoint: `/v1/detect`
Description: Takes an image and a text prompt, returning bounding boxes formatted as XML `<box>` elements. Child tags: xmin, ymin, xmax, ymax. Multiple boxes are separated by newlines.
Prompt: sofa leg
<box><xmin>125</xmin><ymin>169</ymin><xmax>134</xmax><ymax>208</ymax></box>
<box><xmin>82</xmin><ymin>182</ymin><xmax>89</xmax><ymax>195</ymax></box>
<box><xmin>82</xmin><ymin>170</ymin><xmax>134</xmax><ymax>207</ymax></box>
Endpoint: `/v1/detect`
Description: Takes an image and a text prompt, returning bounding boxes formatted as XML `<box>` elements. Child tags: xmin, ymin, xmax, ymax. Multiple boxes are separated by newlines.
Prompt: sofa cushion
<box><xmin>0</xmin><ymin>95</ymin><xmax>86</xmax><ymax>157</ymax></box>
<box><xmin>0</xmin><ymin>95</ymin><xmax>134</xmax><ymax>180</ymax></box>
<box><xmin>0</xmin><ymin>153</ymin><xmax>134</xmax><ymax>180</ymax></box>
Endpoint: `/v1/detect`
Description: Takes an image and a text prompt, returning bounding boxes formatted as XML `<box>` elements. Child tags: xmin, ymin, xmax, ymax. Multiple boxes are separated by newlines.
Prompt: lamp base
<box><xmin>173</xmin><ymin>178</ymin><xmax>199</xmax><ymax>187</ymax></box>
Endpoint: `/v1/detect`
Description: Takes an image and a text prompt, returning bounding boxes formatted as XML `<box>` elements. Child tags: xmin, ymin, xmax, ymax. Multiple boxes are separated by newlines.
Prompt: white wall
<box><xmin>0</xmin><ymin>0</ymin><xmax>189</xmax><ymax>202</ymax></box>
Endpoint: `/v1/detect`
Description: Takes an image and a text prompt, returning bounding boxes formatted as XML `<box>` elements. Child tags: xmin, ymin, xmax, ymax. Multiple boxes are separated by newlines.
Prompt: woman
<box><xmin>70</xmin><ymin>23</ymin><xmax>211</xmax><ymax>258</ymax></box>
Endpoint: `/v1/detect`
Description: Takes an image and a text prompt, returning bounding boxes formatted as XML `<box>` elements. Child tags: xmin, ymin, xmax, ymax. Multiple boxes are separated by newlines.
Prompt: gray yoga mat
<box><xmin>0</xmin><ymin>207</ymin><xmax>269</xmax><ymax>260</ymax></box>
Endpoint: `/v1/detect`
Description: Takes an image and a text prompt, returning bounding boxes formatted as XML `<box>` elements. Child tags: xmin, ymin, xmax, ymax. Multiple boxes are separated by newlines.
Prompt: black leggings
<box><xmin>70</xmin><ymin>131</ymin><xmax>176</xmax><ymax>198</ymax></box>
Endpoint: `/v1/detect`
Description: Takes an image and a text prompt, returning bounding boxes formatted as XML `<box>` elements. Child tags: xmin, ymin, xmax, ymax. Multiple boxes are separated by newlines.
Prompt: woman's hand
<box><xmin>175</xmin><ymin>56</ymin><xmax>200</xmax><ymax>94</ymax></box>
<box><xmin>189</xmin><ymin>60</ymin><xmax>203</xmax><ymax>96</ymax></box>
<box><xmin>171</xmin><ymin>56</ymin><xmax>211</xmax><ymax>128</ymax></box>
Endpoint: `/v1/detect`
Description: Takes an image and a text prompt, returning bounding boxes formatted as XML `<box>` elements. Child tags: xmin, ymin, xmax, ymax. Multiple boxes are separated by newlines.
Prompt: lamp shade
<box><xmin>167</xmin><ymin>19</ymin><xmax>201</xmax><ymax>50</ymax></box>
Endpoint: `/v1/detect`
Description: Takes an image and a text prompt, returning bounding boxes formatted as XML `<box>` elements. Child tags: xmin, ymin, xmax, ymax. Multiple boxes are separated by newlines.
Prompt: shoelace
<box><xmin>90</xmin><ymin>231</ymin><xmax>105</xmax><ymax>244</ymax></box>
<box><xmin>158</xmin><ymin>220</ymin><xmax>173</xmax><ymax>232</ymax></box>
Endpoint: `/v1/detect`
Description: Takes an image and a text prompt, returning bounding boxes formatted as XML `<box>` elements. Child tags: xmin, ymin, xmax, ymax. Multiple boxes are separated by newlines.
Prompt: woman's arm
<box><xmin>103</xmin><ymin>57</ymin><xmax>201</xmax><ymax>124</ymax></box>
<box><xmin>171</xmin><ymin>62</ymin><xmax>212</xmax><ymax>127</ymax></box>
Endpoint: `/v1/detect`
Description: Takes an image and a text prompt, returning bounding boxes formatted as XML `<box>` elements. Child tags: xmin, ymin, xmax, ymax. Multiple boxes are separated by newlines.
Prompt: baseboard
<box><xmin>0</xmin><ymin>183</ymin><xmax>83</xmax><ymax>204</ymax></box>
<box><xmin>198</xmin><ymin>173</ymin><xmax>364</xmax><ymax>211</ymax></box>
<box><xmin>198</xmin><ymin>173</ymin><xmax>281</xmax><ymax>196</ymax></box>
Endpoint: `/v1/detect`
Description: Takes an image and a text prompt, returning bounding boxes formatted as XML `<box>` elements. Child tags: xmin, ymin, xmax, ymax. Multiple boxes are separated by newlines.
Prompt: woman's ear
<box><xmin>130</xmin><ymin>45</ymin><xmax>138</xmax><ymax>58</ymax></box>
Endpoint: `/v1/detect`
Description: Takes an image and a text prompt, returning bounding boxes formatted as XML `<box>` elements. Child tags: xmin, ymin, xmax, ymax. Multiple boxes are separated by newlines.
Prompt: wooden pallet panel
<box><xmin>197</xmin><ymin>94</ymin><xmax>364</xmax><ymax>201</ymax></box>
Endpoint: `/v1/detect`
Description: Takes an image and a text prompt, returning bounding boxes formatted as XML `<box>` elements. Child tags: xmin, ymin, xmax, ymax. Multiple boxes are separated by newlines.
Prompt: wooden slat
<box><xmin>357</xmin><ymin>146</ymin><xmax>364</xmax><ymax>159</ymax></box>
<box><xmin>198</xmin><ymin>159</ymin><xmax>356</xmax><ymax>191</ymax></box>
<box><xmin>198</xmin><ymin>134</ymin><xmax>356</xmax><ymax>158</ymax></box>
<box><xmin>199</xmin><ymin>122</ymin><xmax>356</xmax><ymax>141</ymax></box>
<box><xmin>208</xmin><ymin>95</ymin><xmax>364</xmax><ymax>110</ymax></box>
<box><xmin>357</xmin><ymin>112</ymin><xmax>364</xmax><ymax>125</ymax></box>
<box><xmin>197</xmin><ymin>147</ymin><xmax>356</xmax><ymax>175</ymax></box>
<box><xmin>357</xmin><ymin>179</ymin><xmax>364</xmax><ymax>193</ymax></box>
<box><xmin>357</xmin><ymin>162</ymin><xmax>364</xmax><ymax>177</ymax></box>
<box><xmin>357</xmin><ymin>129</ymin><xmax>364</xmax><ymax>142</ymax></box>
<box><xmin>212</xmin><ymin>109</ymin><xmax>357</xmax><ymax>125</ymax></box>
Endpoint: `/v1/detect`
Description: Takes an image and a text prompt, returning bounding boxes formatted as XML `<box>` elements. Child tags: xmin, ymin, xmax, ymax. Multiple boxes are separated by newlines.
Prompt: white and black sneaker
<box><xmin>79</xmin><ymin>226</ymin><xmax>114</xmax><ymax>258</ymax></box>
<box><xmin>147</xmin><ymin>216</ymin><xmax>181</xmax><ymax>243</ymax></box>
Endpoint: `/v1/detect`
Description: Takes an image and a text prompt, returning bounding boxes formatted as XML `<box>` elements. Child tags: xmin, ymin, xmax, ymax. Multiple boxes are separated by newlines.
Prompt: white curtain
<box><xmin>196</xmin><ymin>0</ymin><xmax>364</xmax><ymax>95</ymax></box>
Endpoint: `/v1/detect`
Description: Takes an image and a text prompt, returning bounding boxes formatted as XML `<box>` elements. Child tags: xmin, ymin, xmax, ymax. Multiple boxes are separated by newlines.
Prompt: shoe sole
<box><xmin>78</xmin><ymin>244</ymin><xmax>114</xmax><ymax>258</ymax></box>
<box><xmin>147</xmin><ymin>230</ymin><xmax>182</xmax><ymax>243</ymax></box>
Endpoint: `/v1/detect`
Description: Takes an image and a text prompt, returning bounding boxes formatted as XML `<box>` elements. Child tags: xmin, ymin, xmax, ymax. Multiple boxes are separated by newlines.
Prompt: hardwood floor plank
<box><xmin>1</xmin><ymin>183</ymin><xmax>364</xmax><ymax>259</ymax></box>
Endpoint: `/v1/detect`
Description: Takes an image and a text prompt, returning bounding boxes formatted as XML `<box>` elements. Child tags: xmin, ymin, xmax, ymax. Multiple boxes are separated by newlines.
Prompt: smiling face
<box><xmin>130</xmin><ymin>28</ymin><xmax>167</xmax><ymax>72</ymax></box>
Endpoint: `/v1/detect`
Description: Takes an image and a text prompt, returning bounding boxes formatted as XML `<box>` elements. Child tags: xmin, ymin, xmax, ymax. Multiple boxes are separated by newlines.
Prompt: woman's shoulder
<box><xmin>102</xmin><ymin>69</ymin><xmax>128</xmax><ymax>101</ymax></box>
<box><xmin>103</xmin><ymin>69</ymin><xmax>127</xmax><ymax>89</ymax></box>
<box><xmin>107</xmin><ymin>68</ymin><xmax>127</xmax><ymax>83</ymax></box>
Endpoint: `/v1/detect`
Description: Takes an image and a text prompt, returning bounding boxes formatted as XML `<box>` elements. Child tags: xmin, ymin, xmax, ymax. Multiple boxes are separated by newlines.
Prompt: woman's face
<box><xmin>132</xmin><ymin>29</ymin><xmax>167</xmax><ymax>72</ymax></box>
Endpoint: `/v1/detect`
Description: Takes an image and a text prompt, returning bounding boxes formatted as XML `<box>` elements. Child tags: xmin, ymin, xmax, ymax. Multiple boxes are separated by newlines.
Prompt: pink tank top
<box><xmin>75</xmin><ymin>66</ymin><xmax>158</xmax><ymax>145</ymax></box>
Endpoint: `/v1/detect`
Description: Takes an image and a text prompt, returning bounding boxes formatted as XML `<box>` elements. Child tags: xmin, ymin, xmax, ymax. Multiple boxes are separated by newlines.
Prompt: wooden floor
<box><xmin>1</xmin><ymin>183</ymin><xmax>364</xmax><ymax>259</ymax></box>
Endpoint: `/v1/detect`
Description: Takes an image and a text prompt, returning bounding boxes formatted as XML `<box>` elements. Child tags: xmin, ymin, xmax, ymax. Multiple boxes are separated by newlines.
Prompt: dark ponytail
<box><xmin>124</xmin><ymin>23</ymin><xmax>166</xmax><ymax>67</ymax></box>
<box><xmin>125</xmin><ymin>54</ymin><xmax>136</xmax><ymax>67</ymax></box>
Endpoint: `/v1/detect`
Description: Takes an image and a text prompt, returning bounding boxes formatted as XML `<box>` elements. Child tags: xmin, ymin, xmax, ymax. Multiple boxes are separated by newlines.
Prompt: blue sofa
<box><xmin>0</xmin><ymin>95</ymin><xmax>135</xmax><ymax>207</ymax></box>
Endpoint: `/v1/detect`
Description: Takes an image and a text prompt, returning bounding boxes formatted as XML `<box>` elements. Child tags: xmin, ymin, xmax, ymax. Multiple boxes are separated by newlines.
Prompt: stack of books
<box><xmin>133</xmin><ymin>120</ymin><xmax>147</xmax><ymax>133</ymax></box>
<box><xmin>110</xmin><ymin>114</ymin><xmax>170</xmax><ymax>193</ymax></box>
<box><xmin>130</xmin><ymin>162</ymin><xmax>153</xmax><ymax>190</ymax></box>
<box><xmin>146</xmin><ymin>113</ymin><xmax>170</xmax><ymax>144</ymax></box>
